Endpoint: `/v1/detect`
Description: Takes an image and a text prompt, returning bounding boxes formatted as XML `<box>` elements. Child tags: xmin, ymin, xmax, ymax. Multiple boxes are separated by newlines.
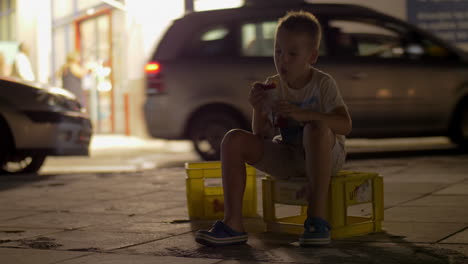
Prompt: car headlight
<box><xmin>36</xmin><ymin>91</ymin><xmax>82</xmax><ymax>112</ymax></box>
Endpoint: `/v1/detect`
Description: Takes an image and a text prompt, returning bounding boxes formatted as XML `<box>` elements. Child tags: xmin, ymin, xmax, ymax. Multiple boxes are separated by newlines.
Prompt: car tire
<box><xmin>188</xmin><ymin>111</ymin><xmax>245</xmax><ymax>161</ymax></box>
<box><xmin>1</xmin><ymin>154</ymin><xmax>47</xmax><ymax>175</ymax></box>
<box><xmin>450</xmin><ymin>100</ymin><xmax>468</xmax><ymax>150</ymax></box>
<box><xmin>0</xmin><ymin>123</ymin><xmax>47</xmax><ymax>174</ymax></box>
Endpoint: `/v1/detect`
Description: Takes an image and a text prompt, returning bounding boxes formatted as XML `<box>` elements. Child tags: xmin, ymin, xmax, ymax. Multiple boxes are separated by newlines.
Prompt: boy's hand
<box><xmin>275</xmin><ymin>100</ymin><xmax>310</xmax><ymax>122</ymax></box>
<box><xmin>248</xmin><ymin>82</ymin><xmax>267</xmax><ymax>111</ymax></box>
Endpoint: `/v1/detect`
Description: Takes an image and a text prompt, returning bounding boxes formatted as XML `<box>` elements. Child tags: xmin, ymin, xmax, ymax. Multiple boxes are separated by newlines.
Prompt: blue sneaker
<box><xmin>195</xmin><ymin>221</ymin><xmax>248</xmax><ymax>247</ymax></box>
<box><xmin>299</xmin><ymin>217</ymin><xmax>331</xmax><ymax>246</ymax></box>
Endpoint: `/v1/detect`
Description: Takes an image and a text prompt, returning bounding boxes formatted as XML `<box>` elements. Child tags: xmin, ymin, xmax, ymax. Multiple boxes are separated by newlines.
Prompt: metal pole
<box><xmin>185</xmin><ymin>0</ymin><xmax>194</xmax><ymax>13</ymax></box>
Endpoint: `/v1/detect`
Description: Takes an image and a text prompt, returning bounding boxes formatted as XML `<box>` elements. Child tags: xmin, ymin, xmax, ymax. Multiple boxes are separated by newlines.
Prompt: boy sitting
<box><xmin>195</xmin><ymin>10</ymin><xmax>352</xmax><ymax>247</ymax></box>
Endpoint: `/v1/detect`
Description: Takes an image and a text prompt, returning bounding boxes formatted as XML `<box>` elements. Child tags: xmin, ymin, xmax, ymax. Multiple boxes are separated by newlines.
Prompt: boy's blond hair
<box><xmin>277</xmin><ymin>11</ymin><xmax>322</xmax><ymax>50</ymax></box>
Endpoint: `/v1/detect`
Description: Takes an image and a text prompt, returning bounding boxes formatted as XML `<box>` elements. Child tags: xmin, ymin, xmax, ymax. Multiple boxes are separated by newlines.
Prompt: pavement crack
<box><xmin>0</xmin><ymin>230</ymin><xmax>24</xmax><ymax>234</ymax></box>
<box><xmin>169</xmin><ymin>219</ymin><xmax>190</xmax><ymax>224</ymax></box>
<box><xmin>436</xmin><ymin>225</ymin><xmax>468</xmax><ymax>243</ymax></box>
<box><xmin>20</xmin><ymin>237</ymin><xmax>62</xmax><ymax>250</ymax></box>
<box><xmin>384</xmin><ymin>177</ymin><xmax>468</xmax><ymax>210</ymax></box>
<box><xmin>110</xmin><ymin>231</ymin><xmax>194</xmax><ymax>251</ymax></box>
<box><xmin>68</xmin><ymin>247</ymin><xmax>101</xmax><ymax>252</ymax></box>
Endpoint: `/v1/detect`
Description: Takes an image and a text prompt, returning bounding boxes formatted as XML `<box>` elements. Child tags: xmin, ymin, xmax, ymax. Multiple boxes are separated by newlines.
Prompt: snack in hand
<box><xmin>261</xmin><ymin>82</ymin><xmax>276</xmax><ymax>90</ymax></box>
<box><xmin>254</xmin><ymin>79</ymin><xmax>279</xmax><ymax>118</ymax></box>
<box><xmin>275</xmin><ymin>115</ymin><xmax>288</xmax><ymax>128</ymax></box>
<box><xmin>254</xmin><ymin>82</ymin><xmax>276</xmax><ymax>90</ymax></box>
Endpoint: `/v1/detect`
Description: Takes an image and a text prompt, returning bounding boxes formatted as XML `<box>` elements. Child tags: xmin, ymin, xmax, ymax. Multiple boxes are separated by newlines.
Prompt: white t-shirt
<box><xmin>264</xmin><ymin>67</ymin><xmax>347</xmax><ymax>146</ymax></box>
<box><xmin>12</xmin><ymin>52</ymin><xmax>35</xmax><ymax>82</ymax></box>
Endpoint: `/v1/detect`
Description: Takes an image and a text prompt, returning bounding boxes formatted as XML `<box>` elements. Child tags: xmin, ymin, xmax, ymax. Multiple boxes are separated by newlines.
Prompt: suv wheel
<box><xmin>188</xmin><ymin>111</ymin><xmax>245</xmax><ymax>161</ymax></box>
<box><xmin>450</xmin><ymin>101</ymin><xmax>468</xmax><ymax>149</ymax></box>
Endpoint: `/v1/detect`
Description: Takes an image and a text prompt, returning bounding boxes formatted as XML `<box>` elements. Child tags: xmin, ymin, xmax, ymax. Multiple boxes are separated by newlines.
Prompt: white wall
<box><xmin>15</xmin><ymin>0</ymin><xmax>36</xmax><ymax>79</ymax></box>
<box><xmin>122</xmin><ymin>0</ymin><xmax>185</xmax><ymax>136</ymax></box>
<box><xmin>16</xmin><ymin>0</ymin><xmax>52</xmax><ymax>83</ymax></box>
<box><xmin>36</xmin><ymin>0</ymin><xmax>52</xmax><ymax>83</ymax></box>
<box><xmin>125</xmin><ymin>0</ymin><xmax>185</xmax><ymax>81</ymax></box>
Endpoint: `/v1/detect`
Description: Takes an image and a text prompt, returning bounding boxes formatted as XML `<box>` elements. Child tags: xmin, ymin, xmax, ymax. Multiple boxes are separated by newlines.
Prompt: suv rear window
<box><xmin>183</xmin><ymin>25</ymin><xmax>233</xmax><ymax>57</ymax></box>
<box><xmin>241</xmin><ymin>20</ymin><xmax>327</xmax><ymax>57</ymax></box>
<box><xmin>241</xmin><ymin>21</ymin><xmax>277</xmax><ymax>57</ymax></box>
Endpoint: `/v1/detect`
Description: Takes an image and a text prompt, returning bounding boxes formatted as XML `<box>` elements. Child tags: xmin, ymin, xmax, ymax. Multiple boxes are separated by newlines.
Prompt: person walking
<box><xmin>58</xmin><ymin>51</ymin><xmax>90</xmax><ymax>107</ymax></box>
<box><xmin>11</xmin><ymin>42</ymin><xmax>35</xmax><ymax>81</ymax></box>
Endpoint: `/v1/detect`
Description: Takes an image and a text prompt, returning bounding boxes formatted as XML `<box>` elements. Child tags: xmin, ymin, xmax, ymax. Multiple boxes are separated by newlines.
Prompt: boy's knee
<box><xmin>221</xmin><ymin>129</ymin><xmax>247</xmax><ymax>148</ymax></box>
<box><xmin>303</xmin><ymin>121</ymin><xmax>332</xmax><ymax>147</ymax></box>
<box><xmin>303</xmin><ymin>120</ymin><xmax>329</xmax><ymax>137</ymax></box>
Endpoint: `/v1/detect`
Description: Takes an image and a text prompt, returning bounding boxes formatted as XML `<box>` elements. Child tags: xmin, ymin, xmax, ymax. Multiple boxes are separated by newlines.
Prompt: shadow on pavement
<box><xmin>185</xmin><ymin>219</ymin><xmax>467</xmax><ymax>263</ymax></box>
<box><xmin>0</xmin><ymin>173</ymin><xmax>57</xmax><ymax>191</ymax></box>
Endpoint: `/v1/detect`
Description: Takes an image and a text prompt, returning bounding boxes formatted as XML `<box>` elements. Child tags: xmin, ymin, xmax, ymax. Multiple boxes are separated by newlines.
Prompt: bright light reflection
<box><xmin>126</xmin><ymin>0</ymin><xmax>184</xmax><ymax>61</ymax></box>
<box><xmin>86</xmin><ymin>8</ymin><xmax>96</xmax><ymax>15</ymax></box>
<box><xmin>195</xmin><ymin>0</ymin><xmax>244</xmax><ymax>11</ymax></box>
<box><xmin>98</xmin><ymin>81</ymin><xmax>112</xmax><ymax>92</ymax></box>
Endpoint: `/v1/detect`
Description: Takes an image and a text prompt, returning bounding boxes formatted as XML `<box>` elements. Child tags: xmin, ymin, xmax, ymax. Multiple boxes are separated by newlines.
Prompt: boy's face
<box><xmin>274</xmin><ymin>27</ymin><xmax>318</xmax><ymax>84</ymax></box>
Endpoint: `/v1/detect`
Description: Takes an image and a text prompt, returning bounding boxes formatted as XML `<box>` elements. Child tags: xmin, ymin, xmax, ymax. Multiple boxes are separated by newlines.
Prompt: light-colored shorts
<box><xmin>250</xmin><ymin>138</ymin><xmax>346</xmax><ymax>179</ymax></box>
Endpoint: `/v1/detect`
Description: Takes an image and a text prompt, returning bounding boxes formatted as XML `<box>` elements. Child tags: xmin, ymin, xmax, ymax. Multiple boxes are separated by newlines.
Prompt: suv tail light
<box><xmin>145</xmin><ymin>61</ymin><xmax>164</xmax><ymax>94</ymax></box>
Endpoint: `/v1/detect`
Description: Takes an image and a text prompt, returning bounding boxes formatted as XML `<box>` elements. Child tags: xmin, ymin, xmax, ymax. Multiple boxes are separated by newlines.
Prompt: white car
<box><xmin>0</xmin><ymin>77</ymin><xmax>92</xmax><ymax>174</ymax></box>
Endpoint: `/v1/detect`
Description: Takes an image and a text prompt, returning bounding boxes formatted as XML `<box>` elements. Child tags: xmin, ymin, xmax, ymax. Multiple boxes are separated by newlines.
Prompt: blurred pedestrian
<box><xmin>11</xmin><ymin>42</ymin><xmax>35</xmax><ymax>81</ymax></box>
<box><xmin>58</xmin><ymin>51</ymin><xmax>90</xmax><ymax>107</ymax></box>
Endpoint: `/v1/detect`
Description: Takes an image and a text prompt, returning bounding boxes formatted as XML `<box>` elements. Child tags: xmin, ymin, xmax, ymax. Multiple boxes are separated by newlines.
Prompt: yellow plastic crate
<box><xmin>185</xmin><ymin>161</ymin><xmax>257</xmax><ymax>220</ymax></box>
<box><xmin>262</xmin><ymin>171</ymin><xmax>383</xmax><ymax>239</ymax></box>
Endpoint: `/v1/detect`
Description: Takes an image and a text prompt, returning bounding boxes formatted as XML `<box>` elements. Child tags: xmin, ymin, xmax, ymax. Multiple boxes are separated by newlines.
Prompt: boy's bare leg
<box><xmin>220</xmin><ymin>129</ymin><xmax>264</xmax><ymax>232</ymax></box>
<box><xmin>303</xmin><ymin>121</ymin><xmax>335</xmax><ymax>219</ymax></box>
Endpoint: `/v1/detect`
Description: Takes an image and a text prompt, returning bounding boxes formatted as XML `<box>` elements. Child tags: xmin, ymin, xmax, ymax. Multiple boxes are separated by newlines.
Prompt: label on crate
<box><xmin>204</xmin><ymin>178</ymin><xmax>223</xmax><ymax>187</ymax></box>
<box><xmin>274</xmin><ymin>181</ymin><xmax>308</xmax><ymax>205</ymax></box>
<box><xmin>347</xmin><ymin>179</ymin><xmax>372</xmax><ymax>204</ymax></box>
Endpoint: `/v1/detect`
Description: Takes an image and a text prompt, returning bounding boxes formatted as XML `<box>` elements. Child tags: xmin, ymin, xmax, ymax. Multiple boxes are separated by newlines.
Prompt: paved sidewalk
<box><xmin>0</xmin><ymin>136</ymin><xmax>467</xmax><ymax>263</ymax></box>
<box><xmin>41</xmin><ymin>135</ymin><xmax>457</xmax><ymax>174</ymax></box>
<box><xmin>41</xmin><ymin>135</ymin><xmax>198</xmax><ymax>174</ymax></box>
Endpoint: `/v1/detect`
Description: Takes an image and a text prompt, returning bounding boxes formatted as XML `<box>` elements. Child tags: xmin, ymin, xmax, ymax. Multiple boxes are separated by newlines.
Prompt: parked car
<box><xmin>0</xmin><ymin>77</ymin><xmax>92</xmax><ymax>174</ymax></box>
<box><xmin>144</xmin><ymin>1</ymin><xmax>468</xmax><ymax>160</ymax></box>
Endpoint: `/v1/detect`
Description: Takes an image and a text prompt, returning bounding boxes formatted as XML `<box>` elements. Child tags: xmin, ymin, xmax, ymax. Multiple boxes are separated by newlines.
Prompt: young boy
<box><xmin>195</xmin><ymin>11</ymin><xmax>352</xmax><ymax>247</ymax></box>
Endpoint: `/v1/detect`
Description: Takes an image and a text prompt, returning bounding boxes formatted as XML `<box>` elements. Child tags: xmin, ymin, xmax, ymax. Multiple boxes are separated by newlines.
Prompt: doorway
<box><xmin>77</xmin><ymin>11</ymin><xmax>114</xmax><ymax>133</ymax></box>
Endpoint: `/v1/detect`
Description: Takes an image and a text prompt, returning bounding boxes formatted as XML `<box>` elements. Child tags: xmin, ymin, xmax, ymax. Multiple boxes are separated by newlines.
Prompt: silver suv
<box><xmin>144</xmin><ymin>2</ymin><xmax>468</xmax><ymax>160</ymax></box>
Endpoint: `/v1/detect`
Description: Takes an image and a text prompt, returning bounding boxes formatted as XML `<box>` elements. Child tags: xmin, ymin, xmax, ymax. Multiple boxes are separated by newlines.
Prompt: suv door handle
<box><xmin>245</xmin><ymin>76</ymin><xmax>260</xmax><ymax>82</ymax></box>
<box><xmin>351</xmin><ymin>72</ymin><xmax>368</xmax><ymax>80</ymax></box>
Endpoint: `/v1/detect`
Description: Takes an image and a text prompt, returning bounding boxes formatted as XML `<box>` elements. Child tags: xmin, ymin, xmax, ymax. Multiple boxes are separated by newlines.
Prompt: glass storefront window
<box><xmin>77</xmin><ymin>0</ymin><xmax>102</xmax><ymax>11</ymax></box>
<box><xmin>80</xmin><ymin>14</ymin><xmax>113</xmax><ymax>133</ymax></box>
<box><xmin>0</xmin><ymin>0</ymin><xmax>16</xmax><ymax>41</ymax></box>
<box><xmin>52</xmin><ymin>0</ymin><xmax>73</xmax><ymax>20</ymax></box>
<box><xmin>53</xmin><ymin>25</ymin><xmax>75</xmax><ymax>83</ymax></box>
<box><xmin>50</xmin><ymin>1</ymin><xmax>128</xmax><ymax>134</ymax></box>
